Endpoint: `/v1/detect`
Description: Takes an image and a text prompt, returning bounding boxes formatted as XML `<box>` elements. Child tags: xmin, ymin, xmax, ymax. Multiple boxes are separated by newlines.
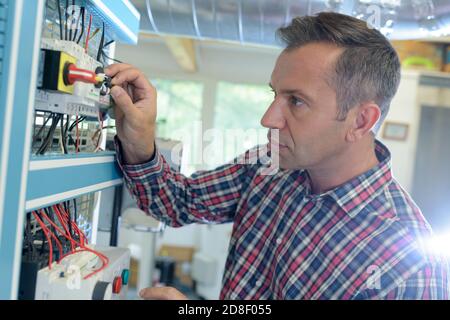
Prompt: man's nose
<box><xmin>260</xmin><ymin>98</ymin><xmax>286</xmax><ymax>129</ymax></box>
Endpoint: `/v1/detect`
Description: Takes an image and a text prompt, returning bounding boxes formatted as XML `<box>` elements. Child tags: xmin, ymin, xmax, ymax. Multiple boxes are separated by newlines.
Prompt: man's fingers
<box><xmin>139</xmin><ymin>287</ymin><xmax>188</xmax><ymax>300</ymax></box>
<box><xmin>104</xmin><ymin>63</ymin><xmax>132</xmax><ymax>77</ymax></box>
<box><xmin>110</xmin><ymin>68</ymin><xmax>153</xmax><ymax>93</ymax></box>
<box><xmin>110</xmin><ymin>86</ymin><xmax>137</xmax><ymax>117</ymax></box>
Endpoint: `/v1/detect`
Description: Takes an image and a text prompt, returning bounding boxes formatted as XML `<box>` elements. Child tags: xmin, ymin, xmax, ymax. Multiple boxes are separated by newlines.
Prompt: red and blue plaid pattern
<box><xmin>116</xmin><ymin>138</ymin><xmax>449</xmax><ymax>299</ymax></box>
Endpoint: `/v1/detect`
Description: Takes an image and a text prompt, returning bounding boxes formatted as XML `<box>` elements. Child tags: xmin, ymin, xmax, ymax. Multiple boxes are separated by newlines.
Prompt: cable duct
<box><xmin>132</xmin><ymin>0</ymin><xmax>450</xmax><ymax>47</ymax></box>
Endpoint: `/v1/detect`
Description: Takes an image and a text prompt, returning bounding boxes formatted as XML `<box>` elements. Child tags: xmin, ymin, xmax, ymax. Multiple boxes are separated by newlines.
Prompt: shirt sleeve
<box><xmin>353</xmin><ymin>263</ymin><xmax>449</xmax><ymax>300</ymax></box>
<box><xmin>114</xmin><ymin>137</ymin><xmax>262</xmax><ymax>227</ymax></box>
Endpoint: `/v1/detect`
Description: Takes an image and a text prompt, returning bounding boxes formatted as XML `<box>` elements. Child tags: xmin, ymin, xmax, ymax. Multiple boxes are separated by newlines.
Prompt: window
<box><xmin>208</xmin><ymin>81</ymin><xmax>273</xmax><ymax>167</ymax></box>
<box><xmin>152</xmin><ymin>79</ymin><xmax>203</xmax><ymax>175</ymax></box>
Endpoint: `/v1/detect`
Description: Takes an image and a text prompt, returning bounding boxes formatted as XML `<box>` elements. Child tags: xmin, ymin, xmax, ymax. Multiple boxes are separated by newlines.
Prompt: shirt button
<box><xmin>276</xmin><ymin>238</ymin><xmax>282</xmax><ymax>244</ymax></box>
<box><xmin>255</xmin><ymin>280</ymin><xmax>262</xmax><ymax>287</ymax></box>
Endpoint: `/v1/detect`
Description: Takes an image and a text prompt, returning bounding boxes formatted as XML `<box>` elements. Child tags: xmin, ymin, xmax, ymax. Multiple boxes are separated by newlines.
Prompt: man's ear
<box><xmin>346</xmin><ymin>102</ymin><xmax>381</xmax><ymax>142</ymax></box>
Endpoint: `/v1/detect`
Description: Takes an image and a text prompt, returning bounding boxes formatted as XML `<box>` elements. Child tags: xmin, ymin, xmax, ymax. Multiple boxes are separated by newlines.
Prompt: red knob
<box><xmin>112</xmin><ymin>276</ymin><xmax>122</xmax><ymax>294</ymax></box>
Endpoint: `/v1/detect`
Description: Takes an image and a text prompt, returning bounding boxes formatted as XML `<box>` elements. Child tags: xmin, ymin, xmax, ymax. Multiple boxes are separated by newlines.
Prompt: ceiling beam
<box><xmin>163</xmin><ymin>36</ymin><xmax>198</xmax><ymax>73</ymax></box>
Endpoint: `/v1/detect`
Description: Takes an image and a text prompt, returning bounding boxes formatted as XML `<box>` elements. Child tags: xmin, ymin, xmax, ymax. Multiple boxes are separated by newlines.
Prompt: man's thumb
<box><xmin>111</xmin><ymin>86</ymin><xmax>135</xmax><ymax>115</ymax></box>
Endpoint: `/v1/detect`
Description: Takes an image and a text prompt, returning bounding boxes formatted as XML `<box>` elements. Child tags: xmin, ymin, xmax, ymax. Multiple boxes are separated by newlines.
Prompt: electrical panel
<box><xmin>32</xmin><ymin>0</ymin><xmax>119</xmax><ymax>157</ymax></box>
<box><xmin>36</xmin><ymin>38</ymin><xmax>112</xmax><ymax>117</ymax></box>
<box><xmin>15</xmin><ymin>0</ymin><xmax>140</xmax><ymax>300</ymax></box>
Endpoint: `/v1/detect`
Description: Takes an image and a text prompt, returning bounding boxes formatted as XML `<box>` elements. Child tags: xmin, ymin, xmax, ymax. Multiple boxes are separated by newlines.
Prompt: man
<box><xmin>105</xmin><ymin>12</ymin><xmax>449</xmax><ymax>299</ymax></box>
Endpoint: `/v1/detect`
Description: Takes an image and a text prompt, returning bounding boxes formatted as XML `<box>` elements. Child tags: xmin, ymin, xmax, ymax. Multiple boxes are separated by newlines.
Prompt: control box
<box><xmin>34</xmin><ymin>246</ymin><xmax>130</xmax><ymax>300</ymax></box>
<box><xmin>36</xmin><ymin>39</ymin><xmax>112</xmax><ymax>117</ymax></box>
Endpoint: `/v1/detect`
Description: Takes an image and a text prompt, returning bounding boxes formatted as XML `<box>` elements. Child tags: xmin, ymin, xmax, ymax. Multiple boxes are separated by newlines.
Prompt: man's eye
<box><xmin>290</xmin><ymin>96</ymin><xmax>305</xmax><ymax>107</ymax></box>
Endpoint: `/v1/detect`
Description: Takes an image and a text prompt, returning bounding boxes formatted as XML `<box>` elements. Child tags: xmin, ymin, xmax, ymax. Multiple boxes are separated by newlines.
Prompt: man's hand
<box><xmin>139</xmin><ymin>286</ymin><xmax>189</xmax><ymax>300</ymax></box>
<box><xmin>105</xmin><ymin>64</ymin><xmax>157</xmax><ymax>165</ymax></box>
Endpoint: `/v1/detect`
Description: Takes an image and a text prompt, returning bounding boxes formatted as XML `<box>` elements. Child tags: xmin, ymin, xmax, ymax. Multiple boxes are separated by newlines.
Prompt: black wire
<box><xmin>103</xmin><ymin>40</ymin><xmax>114</xmax><ymax>49</ymax></box>
<box><xmin>37</xmin><ymin>114</ymin><xmax>60</xmax><ymax>155</ymax></box>
<box><xmin>32</xmin><ymin>113</ymin><xmax>52</xmax><ymax>145</ymax></box>
<box><xmin>37</xmin><ymin>211</ymin><xmax>46</xmax><ymax>255</ymax></box>
<box><xmin>64</xmin><ymin>114</ymin><xmax>70</xmax><ymax>146</ymax></box>
<box><xmin>68</xmin><ymin>116</ymin><xmax>86</xmax><ymax>132</ymax></box>
<box><xmin>67</xmin><ymin>116</ymin><xmax>86</xmax><ymax>152</ymax></box>
<box><xmin>66</xmin><ymin>202</ymin><xmax>73</xmax><ymax>239</ymax></box>
<box><xmin>69</xmin><ymin>0</ymin><xmax>75</xmax><ymax>41</ymax></box>
<box><xmin>102</xmin><ymin>51</ymin><xmax>123</xmax><ymax>64</ymax></box>
<box><xmin>25</xmin><ymin>212</ymin><xmax>34</xmax><ymax>259</ymax></box>
<box><xmin>65</xmin><ymin>0</ymin><xmax>69</xmax><ymax>40</ymax></box>
<box><xmin>61</xmin><ymin>115</ymin><xmax>68</xmax><ymax>154</ymax></box>
<box><xmin>72</xmin><ymin>5</ymin><xmax>82</xmax><ymax>42</ymax></box>
<box><xmin>73</xmin><ymin>199</ymin><xmax>78</xmax><ymax>224</ymax></box>
<box><xmin>97</xmin><ymin>22</ymin><xmax>105</xmax><ymax>62</ymax></box>
<box><xmin>101</xmin><ymin>40</ymin><xmax>115</xmax><ymax>64</ymax></box>
<box><xmin>57</xmin><ymin>0</ymin><xmax>63</xmax><ymax>40</ymax></box>
<box><xmin>77</xmin><ymin>7</ymin><xmax>85</xmax><ymax>44</ymax></box>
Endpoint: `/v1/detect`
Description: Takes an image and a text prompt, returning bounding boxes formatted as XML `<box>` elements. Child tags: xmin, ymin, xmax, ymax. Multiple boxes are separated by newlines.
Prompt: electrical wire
<box><xmin>97</xmin><ymin>22</ymin><xmax>105</xmax><ymax>62</ymax></box>
<box><xmin>102</xmin><ymin>51</ymin><xmax>123</xmax><ymax>64</ymax></box>
<box><xmin>65</xmin><ymin>0</ymin><xmax>69</xmax><ymax>40</ymax></box>
<box><xmin>66</xmin><ymin>201</ymin><xmax>73</xmax><ymax>239</ymax></box>
<box><xmin>60</xmin><ymin>115</ymin><xmax>68</xmax><ymax>154</ymax></box>
<box><xmin>84</xmin><ymin>14</ymin><xmax>93</xmax><ymax>53</ymax></box>
<box><xmin>69</xmin><ymin>0</ymin><xmax>75</xmax><ymax>41</ymax></box>
<box><xmin>103</xmin><ymin>40</ymin><xmax>114</xmax><ymax>49</ymax></box>
<box><xmin>56</xmin><ymin>205</ymin><xmax>110</xmax><ymax>279</ymax></box>
<box><xmin>32</xmin><ymin>113</ymin><xmax>52</xmax><ymax>145</ymax></box>
<box><xmin>25</xmin><ymin>212</ymin><xmax>35</xmax><ymax>259</ymax></box>
<box><xmin>40</xmin><ymin>209</ymin><xmax>75</xmax><ymax>254</ymax></box>
<box><xmin>88</xmin><ymin>28</ymin><xmax>100</xmax><ymax>41</ymax></box>
<box><xmin>73</xmin><ymin>199</ymin><xmax>78</xmax><ymax>224</ymax></box>
<box><xmin>57</xmin><ymin>0</ymin><xmax>63</xmax><ymax>40</ymax></box>
<box><xmin>94</xmin><ymin>112</ymin><xmax>104</xmax><ymax>152</ymax></box>
<box><xmin>52</xmin><ymin>205</ymin><xmax>76</xmax><ymax>252</ymax></box>
<box><xmin>36</xmin><ymin>113</ymin><xmax>61</xmax><ymax>155</ymax></box>
<box><xmin>72</xmin><ymin>6</ymin><xmax>81</xmax><ymax>42</ymax></box>
<box><xmin>77</xmin><ymin>7</ymin><xmax>85</xmax><ymax>44</ymax></box>
<box><xmin>38</xmin><ymin>210</ymin><xmax>64</xmax><ymax>263</ymax></box>
<box><xmin>75</xmin><ymin>114</ymin><xmax>80</xmax><ymax>153</ymax></box>
<box><xmin>32</xmin><ymin>211</ymin><xmax>53</xmax><ymax>269</ymax></box>
<box><xmin>29</xmin><ymin>201</ymin><xmax>110</xmax><ymax>279</ymax></box>
<box><xmin>67</xmin><ymin>116</ymin><xmax>85</xmax><ymax>152</ymax></box>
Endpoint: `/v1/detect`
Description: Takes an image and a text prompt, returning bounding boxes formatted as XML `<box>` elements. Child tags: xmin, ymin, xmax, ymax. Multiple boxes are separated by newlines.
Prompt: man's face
<box><xmin>261</xmin><ymin>42</ymin><xmax>354</xmax><ymax>170</ymax></box>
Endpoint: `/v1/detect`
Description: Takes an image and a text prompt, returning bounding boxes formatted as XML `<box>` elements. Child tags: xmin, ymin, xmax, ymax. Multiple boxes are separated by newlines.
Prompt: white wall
<box><xmin>379</xmin><ymin>70</ymin><xmax>450</xmax><ymax>193</ymax></box>
<box><xmin>378</xmin><ymin>71</ymin><xmax>421</xmax><ymax>193</ymax></box>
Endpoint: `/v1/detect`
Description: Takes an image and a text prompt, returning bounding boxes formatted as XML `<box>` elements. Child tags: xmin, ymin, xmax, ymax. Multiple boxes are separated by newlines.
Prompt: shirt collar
<box><xmin>301</xmin><ymin>139</ymin><xmax>393</xmax><ymax>218</ymax></box>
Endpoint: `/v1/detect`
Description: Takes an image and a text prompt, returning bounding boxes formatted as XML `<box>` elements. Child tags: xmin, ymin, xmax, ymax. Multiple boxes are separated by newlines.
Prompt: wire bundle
<box><xmin>29</xmin><ymin>202</ymin><xmax>109</xmax><ymax>279</ymax></box>
<box><xmin>35</xmin><ymin>0</ymin><xmax>125</xmax><ymax>156</ymax></box>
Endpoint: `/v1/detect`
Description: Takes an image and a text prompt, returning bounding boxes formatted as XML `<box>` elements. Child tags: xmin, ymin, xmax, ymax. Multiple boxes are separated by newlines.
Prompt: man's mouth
<box><xmin>267</xmin><ymin>132</ymin><xmax>288</xmax><ymax>149</ymax></box>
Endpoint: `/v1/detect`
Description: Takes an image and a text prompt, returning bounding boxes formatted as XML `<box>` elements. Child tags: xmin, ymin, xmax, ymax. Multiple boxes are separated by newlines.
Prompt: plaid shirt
<box><xmin>116</xmin><ymin>138</ymin><xmax>449</xmax><ymax>299</ymax></box>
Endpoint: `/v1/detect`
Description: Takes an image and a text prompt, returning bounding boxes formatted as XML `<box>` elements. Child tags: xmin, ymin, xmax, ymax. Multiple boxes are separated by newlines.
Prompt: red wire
<box><xmin>38</xmin><ymin>210</ymin><xmax>64</xmax><ymax>262</ymax></box>
<box><xmin>58</xmin><ymin>204</ymin><xmax>86</xmax><ymax>246</ymax></box>
<box><xmin>52</xmin><ymin>205</ymin><xmax>76</xmax><ymax>252</ymax></box>
<box><xmin>32</xmin><ymin>202</ymin><xmax>111</xmax><ymax>279</ymax></box>
<box><xmin>84</xmin><ymin>15</ymin><xmax>93</xmax><ymax>53</ymax></box>
<box><xmin>39</xmin><ymin>209</ymin><xmax>78</xmax><ymax>256</ymax></box>
<box><xmin>32</xmin><ymin>212</ymin><xmax>53</xmax><ymax>269</ymax></box>
<box><xmin>56</xmin><ymin>204</ymin><xmax>110</xmax><ymax>279</ymax></box>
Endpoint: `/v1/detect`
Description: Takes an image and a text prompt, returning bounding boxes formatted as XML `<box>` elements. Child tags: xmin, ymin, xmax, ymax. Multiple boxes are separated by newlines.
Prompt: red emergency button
<box><xmin>112</xmin><ymin>276</ymin><xmax>122</xmax><ymax>294</ymax></box>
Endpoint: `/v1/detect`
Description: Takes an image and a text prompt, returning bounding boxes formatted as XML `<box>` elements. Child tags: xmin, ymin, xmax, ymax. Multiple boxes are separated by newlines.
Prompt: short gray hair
<box><xmin>277</xmin><ymin>12</ymin><xmax>401</xmax><ymax>133</ymax></box>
